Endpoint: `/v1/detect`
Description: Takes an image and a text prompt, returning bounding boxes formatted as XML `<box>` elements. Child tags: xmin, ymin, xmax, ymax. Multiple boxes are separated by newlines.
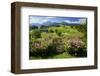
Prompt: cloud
<box><xmin>79</xmin><ymin>18</ymin><xmax>87</xmax><ymax>24</ymax></box>
<box><xmin>39</xmin><ymin>19</ymin><xmax>48</xmax><ymax>24</ymax></box>
<box><xmin>65</xmin><ymin>20</ymin><xmax>80</xmax><ymax>24</ymax></box>
<box><xmin>65</xmin><ymin>18</ymin><xmax>87</xmax><ymax>24</ymax></box>
<box><xmin>29</xmin><ymin>16</ymin><xmax>55</xmax><ymax>24</ymax></box>
<box><xmin>38</xmin><ymin>17</ymin><xmax>55</xmax><ymax>24</ymax></box>
<box><xmin>29</xmin><ymin>16</ymin><xmax>43</xmax><ymax>24</ymax></box>
<box><xmin>65</xmin><ymin>20</ymin><xmax>72</xmax><ymax>23</ymax></box>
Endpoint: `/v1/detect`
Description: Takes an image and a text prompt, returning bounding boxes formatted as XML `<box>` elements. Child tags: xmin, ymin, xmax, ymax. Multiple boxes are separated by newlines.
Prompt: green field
<box><xmin>29</xmin><ymin>24</ymin><xmax>87</xmax><ymax>59</ymax></box>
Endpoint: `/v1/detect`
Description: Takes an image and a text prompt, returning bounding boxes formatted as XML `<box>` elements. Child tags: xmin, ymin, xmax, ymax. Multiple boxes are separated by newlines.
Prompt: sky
<box><xmin>29</xmin><ymin>15</ymin><xmax>87</xmax><ymax>25</ymax></box>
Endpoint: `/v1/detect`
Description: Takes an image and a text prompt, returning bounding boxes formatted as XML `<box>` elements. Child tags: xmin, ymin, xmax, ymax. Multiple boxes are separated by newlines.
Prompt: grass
<box><xmin>30</xmin><ymin>52</ymin><xmax>75</xmax><ymax>60</ymax></box>
<box><xmin>52</xmin><ymin>52</ymin><xmax>74</xmax><ymax>59</ymax></box>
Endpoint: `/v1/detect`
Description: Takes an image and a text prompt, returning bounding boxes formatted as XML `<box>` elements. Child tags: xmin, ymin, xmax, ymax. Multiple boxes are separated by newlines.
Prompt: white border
<box><xmin>21</xmin><ymin>7</ymin><xmax>94</xmax><ymax>69</ymax></box>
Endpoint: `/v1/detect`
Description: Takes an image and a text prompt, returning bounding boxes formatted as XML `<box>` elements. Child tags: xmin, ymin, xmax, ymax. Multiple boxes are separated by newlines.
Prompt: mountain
<box><xmin>30</xmin><ymin>20</ymin><xmax>85</xmax><ymax>27</ymax></box>
<box><xmin>31</xmin><ymin>23</ymin><xmax>41</xmax><ymax>26</ymax></box>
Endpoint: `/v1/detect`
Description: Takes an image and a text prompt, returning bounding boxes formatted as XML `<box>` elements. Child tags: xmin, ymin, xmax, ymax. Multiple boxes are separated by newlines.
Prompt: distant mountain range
<box><xmin>30</xmin><ymin>21</ymin><xmax>86</xmax><ymax>27</ymax></box>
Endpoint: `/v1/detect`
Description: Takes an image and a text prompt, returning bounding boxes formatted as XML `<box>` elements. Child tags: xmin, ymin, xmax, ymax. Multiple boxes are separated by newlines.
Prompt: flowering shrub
<box><xmin>30</xmin><ymin>37</ymin><xmax>66</xmax><ymax>57</ymax></box>
<box><xmin>68</xmin><ymin>37</ymin><xmax>84</xmax><ymax>48</ymax></box>
<box><xmin>67</xmin><ymin>37</ymin><xmax>87</xmax><ymax>57</ymax></box>
<box><xmin>30</xmin><ymin>39</ymin><xmax>49</xmax><ymax>57</ymax></box>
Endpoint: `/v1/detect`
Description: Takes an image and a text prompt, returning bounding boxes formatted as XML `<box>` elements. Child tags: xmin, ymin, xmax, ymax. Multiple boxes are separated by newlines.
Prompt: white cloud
<box><xmin>29</xmin><ymin>16</ymin><xmax>55</xmax><ymax>24</ymax></box>
<box><xmin>39</xmin><ymin>19</ymin><xmax>48</xmax><ymax>24</ymax></box>
<box><xmin>65</xmin><ymin>20</ymin><xmax>80</xmax><ymax>24</ymax></box>
<box><xmin>65</xmin><ymin>18</ymin><xmax>87</xmax><ymax>24</ymax></box>
<box><xmin>29</xmin><ymin>16</ymin><xmax>43</xmax><ymax>24</ymax></box>
<box><xmin>65</xmin><ymin>20</ymin><xmax>71</xmax><ymax>23</ymax></box>
<box><xmin>79</xmin><ymin>18</ymin><xmax>87</xmax><ymax>24</ymax></box>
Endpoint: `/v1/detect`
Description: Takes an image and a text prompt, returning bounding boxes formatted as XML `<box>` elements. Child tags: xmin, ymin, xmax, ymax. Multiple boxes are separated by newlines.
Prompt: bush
<box><xmin>52</xmin><ymin>37</ymin><xmax>65</xmax><ymax>53</ymax></box>
<box><xmin>49</xmin><ymin>29</ymin><xmax>54</xmax><ymax>33</ymax></box>
<box><xmin>67</xmin><ymin>37</ymin><xmax>87</xmax><ymax>57</ymax></box>
<box><xmin>32</xmin><ymin>30</ymin><xmax>41</xmax><ymax>38</ymax></box>
<box><xmin>30</xmin><ymin>40</ymin><xmax>48</xmax><ymax>57</ymax></box>
<box><xmin>30</xmin><ymin>37</ymin><xmax>66</xmax><ymax>58</ymax></box>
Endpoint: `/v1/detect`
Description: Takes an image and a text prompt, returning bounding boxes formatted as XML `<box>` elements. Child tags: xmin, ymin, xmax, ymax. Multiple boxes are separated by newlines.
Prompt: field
<box><xmin>29</xmin><ymin>24</ymin><xmax>87</xmax><ymax>59</ymax></box>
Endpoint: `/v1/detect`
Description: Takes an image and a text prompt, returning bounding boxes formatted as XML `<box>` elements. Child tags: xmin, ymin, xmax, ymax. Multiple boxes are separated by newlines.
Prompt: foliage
<box><xmin>29</xmin><ymin>24</ymin><xmax>87</xmax><ymax>59</ymax></box>
<box><xmin>67</xmin><ymin>37</ymin><xmax>87</xmax><ymax>57</ymax></box>
<box><xmin>31</xmin><ymin>29</ymin><xmax>41</xmax><ymax>38</ymax></box>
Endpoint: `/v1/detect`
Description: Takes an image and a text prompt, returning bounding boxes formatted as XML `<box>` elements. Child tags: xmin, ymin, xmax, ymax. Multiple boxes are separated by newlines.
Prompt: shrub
<box><xmin>52</xmin><ymin>37</ymin><xmax>65</xmax><ymax>53</ymax></box>
<box><xmin>49</xmin><ymin>29</ymin><xmax>54</xmax><ymax>33</ymax></box>
<box><xmin>30</xmin><ymin>39</ymin><xmax>48</xmax><ymax>56</ymax></box>
<box><xmin>30</xmin><ymin>37</ymin><xmax>66</xmax><ymax>58</ymax></box>
<box><xmin>67</xmin><ymin>37</ymin><xmax>87</xmax><ymax>57</ymax></box>
<box><xmin>32</xmin><ymin>30</ymin><xmax>41</xmax><ymax>38</ymax></box>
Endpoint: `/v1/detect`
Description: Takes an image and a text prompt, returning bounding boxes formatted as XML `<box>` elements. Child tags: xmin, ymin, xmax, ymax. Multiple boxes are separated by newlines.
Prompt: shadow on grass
<box><xmin>29</xmin><ymin>47</ymin><xmax>87</xmax><ymax>59</ymax></box>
